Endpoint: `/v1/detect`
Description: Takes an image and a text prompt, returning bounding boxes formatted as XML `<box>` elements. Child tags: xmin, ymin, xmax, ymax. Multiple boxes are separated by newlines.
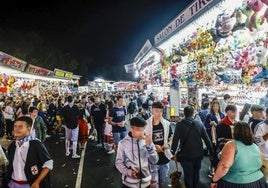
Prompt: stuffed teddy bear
<box><xmin>255</xmin><ymin>45</ymin><xmax>268</xmax><ymax>66</ymax></box>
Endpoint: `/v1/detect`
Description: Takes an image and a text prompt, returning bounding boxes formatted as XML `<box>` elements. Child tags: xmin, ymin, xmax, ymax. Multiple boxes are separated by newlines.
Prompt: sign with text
<box><xmin>154</xmin><ymin>0</ymin><xmax>214</xmax><ymax>45</ymax></box>
<box><xmin>0</xmin><ymin>51</ymin><xmax>27</xmax><ymax>71</ymax></box>
<box><xmin>25</xmin><ymin>64</ymin><xmax>53</xmax><ymax>77</ymax></box>
<box><xmin>134</xmin><ymin>39</ymin><xmax>152</xmax><ymax>62</ymax></box>
<box><xmin>54</xmin><ymin>68</ymin><xmax>73</xmax><ymax>79</ymax></box>
<box><xmin>124</xmin><ymin>63</ymin><xmax>135</xmax><ymax>73</ymax></box>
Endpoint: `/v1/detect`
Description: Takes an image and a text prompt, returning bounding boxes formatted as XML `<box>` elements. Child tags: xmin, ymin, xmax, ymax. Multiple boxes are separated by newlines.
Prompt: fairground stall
<box><xmin>126</xmin><ymin>0</ymin><xmax>268</xmax><ymax>118</ymax></box>
<box><xmin>0</xmin><ymin>51</ymin><xmax>80</xmax><ymax>97</ymax></box>
<box><xmin>129</xmin><ymin>39</ymin><xmax>171</xmax><ymax>101</ymax></box>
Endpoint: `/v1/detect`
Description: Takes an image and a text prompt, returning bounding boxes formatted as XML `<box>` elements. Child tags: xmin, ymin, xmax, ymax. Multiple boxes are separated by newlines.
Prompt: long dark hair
<box><xmin>239</xmin><ymin>103</ymin><xmax>251</xmax><ymax>121</ymax></box>
<box><xmin>210</xmin><ymin>100</ymin><xmax>222</xmax><ymax>114</ymax></box>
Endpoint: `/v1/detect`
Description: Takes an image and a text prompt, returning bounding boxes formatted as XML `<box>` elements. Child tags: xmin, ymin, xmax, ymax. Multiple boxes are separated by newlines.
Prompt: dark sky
<box><xmin>0</xmin><ymin>0</ymin><xmax>192</xmax><ymax>81</ymax></box>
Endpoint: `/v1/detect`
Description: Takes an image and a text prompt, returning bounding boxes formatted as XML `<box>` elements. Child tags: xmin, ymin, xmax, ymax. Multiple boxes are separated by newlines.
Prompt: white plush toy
<box><xmin>255</xmin><ymin>46</ymin><xmax>268</xmax><ymax>66</ymax></box>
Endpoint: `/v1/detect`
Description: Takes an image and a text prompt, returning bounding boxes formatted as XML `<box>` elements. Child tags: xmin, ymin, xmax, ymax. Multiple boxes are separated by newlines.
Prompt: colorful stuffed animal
<box><xmin>217</xmin><ymin>13</ymin><xmax>236</xmax><ymax>37</ymax></box>
<box><xmin>233</xmin><ymin>49</ymin><xmax>252</xmax><ymax>69</ymax></box>
<box><xmin>247</xmin><ymin>0</ymin><xmax>264</xmax><ymax>31</ymax></box>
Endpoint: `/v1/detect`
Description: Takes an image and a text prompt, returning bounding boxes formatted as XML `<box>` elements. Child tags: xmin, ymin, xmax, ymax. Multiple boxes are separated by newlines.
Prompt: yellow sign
<box><xmin>65</xmin><ymin>72</ymin><xmax>73</xmax><ymax>79</ymax></box>
<box><xmin>170</xmin><ymin>107</ymin><xmax>175</xmax><ymax>116</ymax></box>
<box><xmin>54</xmin><ymin>70</ymin><xmax>65</xmax><ymax>77</ymax></box>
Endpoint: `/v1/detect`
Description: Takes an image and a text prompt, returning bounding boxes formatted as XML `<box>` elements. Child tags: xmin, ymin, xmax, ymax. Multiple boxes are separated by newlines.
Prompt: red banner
<box><xmin>0</xmin><ymin>51</ymin><xmax>27</xmax><ymax>71</ymax></box>
<box><xmin>25</xmin><ymin>64</ymin><xmax>53</xmax><ymax>77</ymax></box>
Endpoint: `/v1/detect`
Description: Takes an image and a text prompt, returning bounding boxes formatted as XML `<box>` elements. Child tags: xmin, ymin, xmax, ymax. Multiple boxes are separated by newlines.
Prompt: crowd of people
<box><xmin>0</xmin><ymin>90</ymin><xmax>267</xmax><ymax>188</ymax></box>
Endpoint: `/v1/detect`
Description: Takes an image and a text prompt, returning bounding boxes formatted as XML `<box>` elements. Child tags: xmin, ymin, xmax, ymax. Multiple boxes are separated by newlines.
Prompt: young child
<box><xmin>104</xmin><ymin>118</ymin><xmax>114</xmax><ymax>154</ymax></box>
<box><xmin>115</xmin><ymin>117</ymin><xmax>158</xmax><ymax>188</ymax></box>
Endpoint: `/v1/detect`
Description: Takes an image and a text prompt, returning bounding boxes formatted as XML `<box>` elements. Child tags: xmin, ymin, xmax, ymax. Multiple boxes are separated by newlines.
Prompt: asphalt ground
<box><xmin>80</xmin><ymin>122</ymin><xmax>211</xmax><ymax>188</ymax></box>
<box><xmin>0</xmin><ymin>121</ymin><xmax>211</xmax><ymax>188</ymax></box>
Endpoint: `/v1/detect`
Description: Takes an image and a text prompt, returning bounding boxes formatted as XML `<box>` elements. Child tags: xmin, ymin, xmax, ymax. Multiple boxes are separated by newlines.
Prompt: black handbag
<box><xmin>176</xmin><ymin>120</ymin><xmax>194</xmax><ymax>162</ymax></box>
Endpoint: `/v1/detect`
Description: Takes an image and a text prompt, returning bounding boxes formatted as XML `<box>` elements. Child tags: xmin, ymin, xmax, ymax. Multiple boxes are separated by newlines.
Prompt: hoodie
<box><xmin>115</xmin><ymin>133</ymin><xmax>158</xmax><ymax>188</ymax></box>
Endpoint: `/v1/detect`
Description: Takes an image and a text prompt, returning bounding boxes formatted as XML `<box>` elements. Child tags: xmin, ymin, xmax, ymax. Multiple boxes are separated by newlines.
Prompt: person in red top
<box><xmin>216</xmin><ymin>105</ymin><xmax>237</xmax><ymax>146</ymax></box>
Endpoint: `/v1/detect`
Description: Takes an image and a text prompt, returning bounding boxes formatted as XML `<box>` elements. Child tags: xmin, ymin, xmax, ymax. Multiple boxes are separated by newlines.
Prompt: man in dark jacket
<box><xmin>171</xmin><ymin>106</ymin><xmax>213</xmax><ymax>188</ymax></box>
<box><xmin>90</xmin><ymin>96</ymin><xmax>107</xmax><ymax>149</ymax></box>
<box><xmin>61</xmin><ymin>96</ymin><xmax>80</xmax><ymax>159</ymax></box>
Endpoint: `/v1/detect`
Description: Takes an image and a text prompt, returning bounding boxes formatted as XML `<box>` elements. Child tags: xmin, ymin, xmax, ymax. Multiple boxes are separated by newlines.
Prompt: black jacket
<box><xmin>171</xmin><ymin>118</ymin><xmax>213</xmax><ymax>160</ymax></box>
<box><xmin>6</xmin><ymin>140</ymin><xmax>52</xmax><ymax>188</ymax></box>
<box><xmin>61</xmin><ymin>104</ymin><xmax>79</xmax><ymax>129</ymax></box>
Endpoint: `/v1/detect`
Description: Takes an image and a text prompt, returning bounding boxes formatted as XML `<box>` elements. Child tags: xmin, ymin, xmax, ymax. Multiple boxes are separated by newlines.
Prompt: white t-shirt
<box><xmin>255</xmin><ymin>121</ymin><xmax>268</xmax><ymax>160</ymax></box>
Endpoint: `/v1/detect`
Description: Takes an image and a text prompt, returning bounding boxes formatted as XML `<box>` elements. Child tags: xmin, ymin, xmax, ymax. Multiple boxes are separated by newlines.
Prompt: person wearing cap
<box><xmin>248</xmin><ymin>104</ymin><xmax>265</xmax><ymax>134</ymax></box>
<box><xmin>115</xmin><ymin>117</ymin><xmax>158</xmax><ymax>188</ymax></box>
<box><xmin>254</xmin><ymin>108</ymin><xmax>268</xmax><ymax>181</ymax></box>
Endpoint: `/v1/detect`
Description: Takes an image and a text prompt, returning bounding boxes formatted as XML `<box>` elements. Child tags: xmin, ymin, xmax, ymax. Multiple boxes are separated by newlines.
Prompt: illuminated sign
<box><xmin>0</xmin><ymin>51</ymin><xmax>27</xmax><ymax>71</ymax></box>
<box><xmin>25</xmin><ymin>64</ymin><xmax>52</xmax><ymax>76</ymax></box>
<box><xmin>154</xmin><ymin>0</ymin><xmax>214</xmax><ymax>44</ymax></box>
<box><xmin>54</xmin><ymin>68</ymin><xmax>73</xmax><ymax>79</ymax></box>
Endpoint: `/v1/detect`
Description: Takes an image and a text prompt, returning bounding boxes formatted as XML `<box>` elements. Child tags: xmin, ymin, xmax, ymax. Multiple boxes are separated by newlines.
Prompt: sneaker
<box><xmin>95</xmin><ymin>143</ymin><xmax>102</xmax><ymax>147</ymax></box>
<box><xmin>72</xmin><ymin>154</ymin><xmax>80</xmax><ymax>159</ymax></box>
<box><xmin>107</xmin><ymin>150</ymin><xmax>115</xmax><ymax>154</ymax></box>
<box><xmin>66</xmin><ymin>151</ymin><xmax>70</xmax><ymax>156</ymax></box>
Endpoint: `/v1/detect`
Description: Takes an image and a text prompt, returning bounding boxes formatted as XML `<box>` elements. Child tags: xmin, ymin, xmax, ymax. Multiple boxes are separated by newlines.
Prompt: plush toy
<box><xmin>215</xmin><ymin>72</ymin><xmax>231</xmax><ymax>83</ymax></box>
<box><xmin>247</xmin><ymin>0</ymin><xmax>264</xmax><ymax>31</ymax></box>
<box><xmin>255</xmin><ymin>45</ymin><xmax>268</xmax><ymax>66</ymax></box>
<box><xmin>217</xmin><ymin>12</ymin><xmax>236</xmax><ymax>38</ymax></box>
<box><xmin>232</xmin><ymin>8</ymin><xmax>247</xmax><ymax>31</ymax></box>
<box><xmin>190</xmin><ymin>38</ymin><xmax>199</xmax><ymax>51</ymax></box>
<box><xmin>252</xmin><ymin>67</ymin><xmax>268</xmax><ymax>83</ymax></box>
<box><xmin>233</xmin><ymin>49</ymin><xmax>251</xmax><ymax>69</ymax></box>
<box><xmin>2</xmin><ymin>74</ymin><xmax>8</xmax><ymax>86</ymax></box>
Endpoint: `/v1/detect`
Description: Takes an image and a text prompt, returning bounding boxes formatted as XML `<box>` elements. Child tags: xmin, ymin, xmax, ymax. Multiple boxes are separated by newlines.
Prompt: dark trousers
<box><xmin>95</xmin><ymin>123</ymin><xmax>104</xmax><ymax>147</ymax></box>
<box><xmin>5</xmin><ymin>119</ymin><xmax>13</xmax><ymax>136</ymax></box>
<box><xmin>181</xmin><ymin>159</ymin><xmax>201</xmax><ymax>188</ymax></box>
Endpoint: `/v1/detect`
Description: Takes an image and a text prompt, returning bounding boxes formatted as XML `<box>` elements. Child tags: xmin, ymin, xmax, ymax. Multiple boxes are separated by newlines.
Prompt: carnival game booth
<box><xmin>0</xmin><ymin>51</ymin><xmax>80</xmax><ymax>96</ymax></box>
<box><xmin>153</xmin><ymin>0</ymin><xmax>268</xmax><ymax>115</ymax></box>
<box><xmin>131</xmin><ymin>40</ymin><xmax>171</xmax><ymax>101</ymax></box>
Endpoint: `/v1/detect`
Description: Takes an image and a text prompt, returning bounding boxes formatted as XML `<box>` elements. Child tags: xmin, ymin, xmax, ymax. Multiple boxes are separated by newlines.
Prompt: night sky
<box><xmin>0</xmin><ymin>0</ymin><xmax>192</xmax><ymax>82</ymax></box>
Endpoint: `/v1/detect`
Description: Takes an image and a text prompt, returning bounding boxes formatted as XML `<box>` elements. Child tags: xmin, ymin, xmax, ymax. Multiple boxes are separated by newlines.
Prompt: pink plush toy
<box><xmin>247</xmin><ymin>0</ymin><xmax>264</xmax><ymax>31</ymax></box>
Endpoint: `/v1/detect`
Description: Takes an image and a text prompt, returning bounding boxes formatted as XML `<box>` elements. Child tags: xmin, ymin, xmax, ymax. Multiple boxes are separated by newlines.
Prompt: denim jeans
<box><xmin>180</xmin><ymin>159</ymin><xmax>201</xmax><ymax>188</ymax></box>
<box><xmin>113</xmin><ymin>131</ymin><xmax>127</xmax><ymax>146</ymax></box>
<box><xmin>150</xmin><ymin>163</ymin><xmax>170</xmax><ymax>187</ymax></box>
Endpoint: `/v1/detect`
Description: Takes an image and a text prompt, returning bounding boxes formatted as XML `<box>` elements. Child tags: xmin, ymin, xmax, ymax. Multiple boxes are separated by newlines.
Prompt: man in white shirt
<box><xmin>6</xmin><ymin>116</ymin><xmax>53</xmax><ymax>188</ymax></box>
<box><xmin>255</xmin><ymin>108</ymin><xmax>268</xmax><ymax>182</ymax></box>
